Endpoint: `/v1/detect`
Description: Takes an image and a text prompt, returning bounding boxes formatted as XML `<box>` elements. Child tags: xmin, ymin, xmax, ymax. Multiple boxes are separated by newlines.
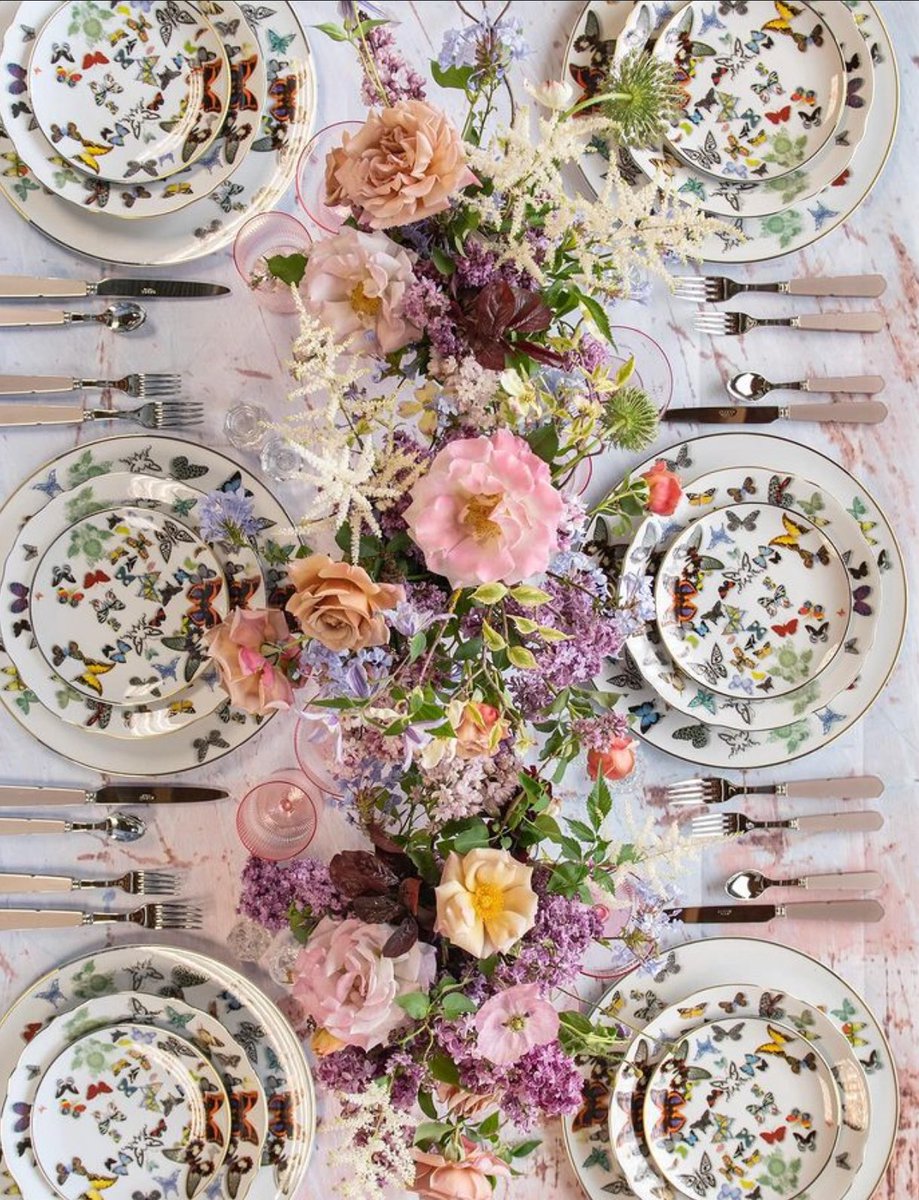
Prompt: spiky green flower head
<box><xmin>601</xmin><ymin>51</ymin><xmax>682</xmax><ymax>148</ymax></box>
<box><xmin>602</xmin><ymin>385</ymin><xmax>659</xmax><ymax>451</ymax></box>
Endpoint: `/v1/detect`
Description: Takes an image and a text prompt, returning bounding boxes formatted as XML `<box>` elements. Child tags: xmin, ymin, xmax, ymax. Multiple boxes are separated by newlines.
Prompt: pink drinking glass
<box><xmin>293</xmin><ymin>715</ymin><xmax>344</xmax><ymax>800</ymax></box>
<box><xmin>236</xmin><ymin>768</ymin><xmax>319</xmax><ymax>861</ymax></box>
<box><xmin>232</xmin><ymin>211</ymin><xmax>312</xmax><ymax>314</ymax></box>
<box><xmin>610</xmin><ymin>325</ymin><xmax>674</xmax><ymax>417</ymax></box>
<box><xmin>295</xmin><ymin>120</ymin><xmax>362</xmax><ymax>233</ymax></box>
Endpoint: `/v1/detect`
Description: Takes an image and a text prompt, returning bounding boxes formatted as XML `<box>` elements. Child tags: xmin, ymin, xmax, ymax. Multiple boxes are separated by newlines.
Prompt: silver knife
<box><xmin>0</xmin><ymin>784</ymin><xmax>227</xmax><ymax>805</ymax></box>
<box><xmin>668</xmin><ymin>900</ymin><xmax>884</xmax><ymax>923</ymax></box>
<box><xmin>664</xmin><ymin>401</ymin><xmax>888</xmax><ymax>425</ymax></box>
<box><xmin>0</xmin><ymin>275</ymin><xmax>229</xmax><ymax>299</ymax></box>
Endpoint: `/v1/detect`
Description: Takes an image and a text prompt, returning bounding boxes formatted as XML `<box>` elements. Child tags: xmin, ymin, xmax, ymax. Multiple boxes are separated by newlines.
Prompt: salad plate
<box><xmin>562</xmin><ymin>939</ymin><xmax>892</xmax><ymax>1200</ymax></box>
<box><xmin>655</xmin><ymin>502</ymin><xmax>850</xmax><ymax>700</ymax></box>
<box><xmin>0</xmin><ymin>0</ymin><xmax>268</xmax><ymax>219</ymax></box>
<box><xmin>31</xmin><ymin>1022</ymin><xmax>230</xmax><ymax>1200</ymax></box>
<box><xmin>619</xmin><ymin>465</ymin><xmax>880</xmax><ymax>732</ymax></box>
<box><xmin>0</xmin><ymin>436</ymin><xmax>298</xmax><ymax>774</ymax></box>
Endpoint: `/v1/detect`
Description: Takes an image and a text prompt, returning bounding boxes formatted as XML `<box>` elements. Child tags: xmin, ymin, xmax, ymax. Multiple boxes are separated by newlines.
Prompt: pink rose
<box><xmin>324</xmin><ymin>100</ymin><xmax>476</xmax><ymax>229</ymax></box>
<box><xmin>411</xmin><ymin>1140</ymin><xmax>511</xmax><ymax>1200</ymax></box>
<box><xmin>293</xmin><ymin>916</ymin><xmax>436</xmax><ymax>1051</ymax></box>
<box><xmin>404</xmin><ymin>430</ymin><xmax>565</xmax><ymax>588</ymax></box>
<box><xmin>434</xmin><ymin>1083</ymin><xmax>500</xmax><ymax>1121</ymax></box>
<box><xmin>300</xmin><ymin>228</ymin><xmax>419</xmax><ymax>354</ymax></box>
<box><xmin>287</xmin><ymin>555</ymin><xmax>404</xmax><ymax>652</ymax></box>
<box><xmin>204</xmin><ymin>608</ymin><xmax>296</xmax><ymax>715</ymax></box>
<box><xmin>474</xmin><ymin>983</ymin><xmax>560</xmax><ymax>1065</ymax></box>
<box><xmin>587</xmin><ymin>735</ymin><xmax>638</xmax><ymax>782</ymax></box>
<box><xmin>641</xmin><ymin>461</ymin><xmax>682</xmax><ymax>516</ymax></box>
<box><xmin>455</xmin><ymin>702</ymin><xmax>507</xmax><ymax>760</ymax></box>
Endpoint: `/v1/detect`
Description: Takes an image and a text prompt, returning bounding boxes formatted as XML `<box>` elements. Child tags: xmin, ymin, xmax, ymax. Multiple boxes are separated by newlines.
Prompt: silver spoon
<box><xmin>725</xmin><ymin>868</ymin><xmax>882</xmax><ymax>899</ymax></box>
<box><xmin>71</xmin><ymin>812</ymin><xmax>147</xmax><ymax>842</ymax></box>
<box><xmin>0</xmin><ymin>301</ymin><xmax>147</xmax><ymax>333</ymax></box>
<box><xmin>727</xmin><ymin>371</ymin><xmax>885</xmax><ymax>402</ymax></box>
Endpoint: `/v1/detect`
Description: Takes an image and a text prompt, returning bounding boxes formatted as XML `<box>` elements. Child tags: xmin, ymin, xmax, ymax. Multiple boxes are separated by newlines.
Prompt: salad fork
<box><xmin>665</xmin><ymin>774</ymin><xmax>884</xmax><ymax>808</ymax></box>
<box><xmin>0</xmin><ymin>400</ymin><xmax>204</xmax><ymax>429</ymax></box>
<box><xmin>688</xmin><ymin>810</ymin><xmax>884</xmax><ymax>840</ymax></box>
<box><xmin>0</xmin><ymin>372</ymin><xmax>181</xmax><ymax>398</ymax></box>
<box><xmin>0</xmin><ymin>903</ymin><xmax>202</xmax><ymax>931</ymax></box>
<box><xmin>695</xmin><ymin>311</ymin><xmax>884</xmax><ymax>336</ymax></box>
<box><xmin>673</xmin><ymin>274</ymin><xmax>886</xmax><ymax>304</ymax></box>
<box><xmin>0</xmin><ymin>869</ymin><xmax>178</xmax><ymax>896</ymax></box>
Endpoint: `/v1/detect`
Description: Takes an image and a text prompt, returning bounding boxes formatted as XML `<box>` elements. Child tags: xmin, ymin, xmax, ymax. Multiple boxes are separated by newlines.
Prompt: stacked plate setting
<box><xmin>0</xmin><ymin>945</ymin><xmax>315</xmax><ymax>1200</ymax></box>
<box><xmin>0</xmin><ymin>434</ymin><xmax>299</xmax><ymax>775</ymax></box>
<box><xmin>563</xmin><ymin>937</ymin><xmax>898</xmax><ymax>1200</ymax></box>
<box><xmin>0</xmin><ymin>1</ymin><xmax>316</xmax><ymax>264</ymax></box>
<box><xmin>589</xmin><ymin>431</ymin><xmax>905</xmax><ymax>768</ymax></box>
<box><xmin>565</xmin><ymin>0</ymin><xmax>899</xmax><ymax>262</ymax></box>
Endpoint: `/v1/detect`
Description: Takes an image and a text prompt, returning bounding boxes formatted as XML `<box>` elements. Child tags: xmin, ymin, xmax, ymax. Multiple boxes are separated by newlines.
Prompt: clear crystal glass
<box><xmin>224</xmin><ymin>402</ymin><xmax>271</xmax><ymax>451</ymax></box>
<box><xmin>260</xmin><ymin>435</ymin><xmax>303</xmax><ymax>482</ymax></box>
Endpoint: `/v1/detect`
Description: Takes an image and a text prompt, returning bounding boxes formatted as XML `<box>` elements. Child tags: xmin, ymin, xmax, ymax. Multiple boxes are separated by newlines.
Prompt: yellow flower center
<box><xmin>349</xmin><ymin>282</ymin><xmax>382</xmax><ymax>317</ymax></box>
<box><xmin>471</xmin><ymin>881</ymin><xmax>505</xmax><ymax>922</ymax></box>
<box><xmin>461</xmin><ymin>493</ymin><xmax>503</xmax><ymax>543</ymax></box>
<box><xmin>505</xmin><ymin>1014</ymin><xmax>527</xmax><ymax>1032</ymax></box>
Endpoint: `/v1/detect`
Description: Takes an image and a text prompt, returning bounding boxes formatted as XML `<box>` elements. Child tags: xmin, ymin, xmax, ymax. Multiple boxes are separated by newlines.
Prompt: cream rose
<box><xmin>286</xmin><ymin>554</ymin><xmax>404</xmax><ymax>652</ymax></box>
<box><xmin>434</xmin><ymin>848</ymin><xmax>538</xmax><ymax>959</ymax></box>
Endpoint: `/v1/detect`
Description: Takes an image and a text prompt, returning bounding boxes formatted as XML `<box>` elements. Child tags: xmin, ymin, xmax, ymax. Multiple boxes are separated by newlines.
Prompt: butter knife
<box><xmin>0</xmin><ymin>276</ymin><xmax>229</xmax><ymax>299</ymax></box>
<box><xmin>668</xmin><ymin>900</ymin><xmax>884</xmax><ymax>923</ymax></box>
<box><xmin>0</xmin><ymin>784</ymin><xmax>226</xmax><ymax>805</ymax></box>
<box><xmin>664</xmin><ymin>401</ymin><xmax>888</xmax><ymax>425</ymax></box>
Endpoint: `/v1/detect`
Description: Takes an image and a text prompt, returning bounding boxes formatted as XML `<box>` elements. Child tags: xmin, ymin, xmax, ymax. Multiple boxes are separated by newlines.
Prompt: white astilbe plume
<box><xmin>287</xmin><ymin>288</ymin><xmax>371</xmax><ymax>422</ymax></box>
<box><xmin>325</xmin><ymin>1081</ymin><xmax>415</xmax><ymax>1200</ymax></box>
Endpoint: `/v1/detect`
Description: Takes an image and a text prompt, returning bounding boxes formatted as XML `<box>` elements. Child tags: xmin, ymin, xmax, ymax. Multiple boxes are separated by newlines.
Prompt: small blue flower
<box><xmin>199</xmin><ymin>489</ymin><xmax>260</xmax><ymax>546</ymax></box>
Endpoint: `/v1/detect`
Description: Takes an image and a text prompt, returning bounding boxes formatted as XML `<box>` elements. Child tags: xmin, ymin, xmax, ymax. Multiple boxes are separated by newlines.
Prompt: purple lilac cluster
<box><xmin>314</xmin><ymin>1044</ymin><xmax>378</xmax><ymax>1094</ymax></box>
<box><xmin>571</xmin><ymin>710</ymin><xmax>631</xmax><ymax>752</ymax></box>
<box><xmin>238</xmin><ymin>855</ymin><xmax>347</xmax><ymax>931</ymax></box>
<box><xmin>360</xmin><ymin>22</ymin><xmax>426</xmax><ymax>107</ymax></box>
<box><xmin>494</xmin><ymin>876</ymin><xmax>603</xmax><ymax>992</ymax></box>
<box><xmin>401</xmin><ymin>276</ymin><xmax>466</xmax><ymax>359</ymax></box>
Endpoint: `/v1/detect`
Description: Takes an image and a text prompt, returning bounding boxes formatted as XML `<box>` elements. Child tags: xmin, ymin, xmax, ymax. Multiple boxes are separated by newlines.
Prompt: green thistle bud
<box><xmin>600</xmin><ymin>51</ymin><xmax>681</xmax><ymax>148</ymax></box>
<box><xmin>602</xmin><ymin>385</ymin><xmax>659</xmax><ymax>451</ymax></box>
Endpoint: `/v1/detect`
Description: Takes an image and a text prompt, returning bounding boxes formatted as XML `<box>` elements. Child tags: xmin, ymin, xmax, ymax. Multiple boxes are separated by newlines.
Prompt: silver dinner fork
<box><xmin>0</xmin><ymin>372</ymin><xmax>182</xmax><ymax>398</ymax></box>
<box><xmin>673</xmin><ymin>274</ymin><xmax>887</xmax><ymax>304</ymax></box>
<box><xmin>665</xmin><ymin>775</ymin><xmax>884</xmax><ymax>808</ymax></box>
<box><xmin>0</xmin><ymin>869</ymin><xmax>178</xmax><ymax>896</ymax></box>
<box><xmin>0</xmin><ymin>903</ymin><xmax>203</xmax><ymax>931</ymax></box>
<box><xmin>0</xmin><ymin>400</ymin><xmax>204</xmax><ymax>429</ymax></box>
<box><xmin>695</xmin><ymin>311</ymin><xmax>884</xmax><ymax>336</ymax></box>
<box><xmin>688</xmin><ymin>810</ymin><xmax>884</xmax><ymax>841</ymax></box>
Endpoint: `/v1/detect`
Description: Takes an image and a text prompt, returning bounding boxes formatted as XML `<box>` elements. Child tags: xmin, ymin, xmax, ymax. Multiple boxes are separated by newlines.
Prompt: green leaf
<box><xmin>409</xmin><ymin>631</ymin><xmax>427</xmax><ymax>661</ymax></box>
<box><xmin>442</xmin><ymin>992</ymin><xmax>478</xmax><ymax>1019</ymax></box>
<box><xmin>482</xmin><ymin>621</ymin><xmax>506</xmax><ymax>652</ymax></box>
<box><xmin>353</xmin><ymin>17</ymin><xmax>390</xmax><ymax>35</ymax></box>
<box><xmin>509</xmin><ymin>615</ymin><xmax>538</xmax><ymax>634</ymax></box>
<box><xmin>470</xmin><ymin>582</ymin><xmax>508</xmax><ymax>604</ymax></box>
<box><xmin>312</xmin><ymin>21</ymin><xmax>349</xmax><ymax>40</ymax></box>
<box><xmin>418</xmin><ymin>1089</ymin><xmax>438</xmax><ymax>1120</ymax></box>
<box><xmin>511</xmin><ymin>1138</ymin><xmax>542</xmax><ymax>1158</ymax></box>
<box><xmin>395</xmin><ymin>992</ymin><xmax>431</xmax><ymax>1020</ymax></box>
<box><xmin>406</xmin><ymin>845</ymin><xmax>439</xmax><ymax>884</ymax></box>
<box><xmin>526</xmin><ymin>423</ymin><xmax>560</xmax><ymax>464</ymax></box>
<box><xmin>509</xmin><ymin>585</ymin><xmax>552</xmax><ymax>607</ymax></box>
<box><xmin>587</xmin><ymin>774</ymin><xmax>613</xmax><ymax>830</ymax></box>
<box><xmin>430</xmin><ymin>60</ymin><xmax>475</xmax><ymax>91</ymax></box>
<box><xmin>454</xmin><ymin>635</ymin><xmax>483</xmax><ymax>662</ymax></box>
<box><xmin>478</xmin><ymin>1111</ymin><xmax>501</xmax><ymax>1138</ymax></box>
<box><xmin>431</xmin><ymin>246</ymin><xmax>456</xmax><ymax>276</ymax></box>
<box><xmin>547</xmin><ymin>860</ymin><xmax>589</xmax><ymax>896</ymax></box>
<box><xmin>452</xmin><ymin>821</ymin><xmax>491</xmax><ymax>854</ymax></box>
<box><xmin>536</xmin><ymin>625</ymin><xmax>571</xmax><ymax>642</ymax></box>
<box><xmin>265</xmin><ymin>252</ymin><xmax>307</xmax><ymax>286</ymax></box>
<box><xmin>577</xmin><ymin>291</ymin><xmax>613</xmax><ymax>343</ymax></box>
<box><xmin>508</xmin><ymin>645</ymin><xmax>537</xmax><ymax>670</ymax></box>
<box><xmin>478</xmin><ymin>954</ymin><xmax>498</xmax><ymax>978</ymax></box>
<box><xmin>428</xmin><ymin>1050</ymin><xmax>460</xmax><ymax>1086</ymax></box>
<box><xmin>414</xmin><ymin>1120</ymin><xmax>453</xmax><ymax>1144</ymax></box>
<box><xmin>614</xmin><ymin>354</ymin><xmax>636</xmax><ymax>388</ymax></box>
<box><xmin>565</xmin><ymin>817</ymin><xmax>595</xmax><ymax>843</ymax></box>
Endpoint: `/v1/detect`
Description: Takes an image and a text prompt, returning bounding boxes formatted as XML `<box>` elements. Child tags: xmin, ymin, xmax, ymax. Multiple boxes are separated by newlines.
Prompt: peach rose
<box><xmin>435</xmin><ymin>1083</ymin><xmax>500</xmax><ymax>1122</ymax></box>
<box><xmin>454</xmin><ymin>702</ymin><xmax>508</xmax><ymax>760</ymax></box>
<box><xmin>300</xmin><ymin>228</ymin><xmax>419</xmax><ymax>354</ymax></box>
<box><xmin>286</xmin><ymin>555</ymin><xmax>404</xmax><ymax>652</ymax></box>
<box><xmin>324</xmin><ymin>100</ymin><xmax>477</xmax><ymax>229</ymax></box>
<box><xmin>641</xmin><ymin>461</ymin><xmax>682</xmax><ymax>516</ymax></box>
<box><xmin>412</xmin><ymin>1140</ymin><xmax>511</xmax><ymax>1200</ymax></box>
<box><xmin>587</xmin><ymin>735</ymin><xmax>638</xmax><ymax>782</ymax></box>
<box><xmin>204</xmin><ymin>608</ymin><xmax>296</xmax><ymax>715</ymax></box>
<box><xmin>434</xmin><ymin>848</ymin><xmax>538</xmax><ymax>959</ymax></box>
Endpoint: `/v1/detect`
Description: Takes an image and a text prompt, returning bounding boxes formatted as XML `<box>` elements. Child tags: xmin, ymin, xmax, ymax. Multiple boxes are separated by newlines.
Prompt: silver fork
<box><xmin>666</xmin><ymin>775</ymin><xmax>884</xmax><ymax>808</ymax></box>
<box><xmin>0</xmin><ymin>902</ymin><xmax>203</xmax><ymax>931</ymax></box>
<box><xmin>673</xmin><ymin>275</ymin><xmax>887</xmax><ymax>304</ymax></box>
<box><xmin>0</xmin><ymin>869</ymin><xmax>178</xmax><ymax>895</ymax></box>
<box><xmin>689</xmin><ymin>810</ymin><xmax>884</xmax><ymax>841</ymax></box>
<box><xmin>695</xmin><ymin>311</ymin><xmax>884</xmax><ymax>336</ymax></box>
<box><xmin>0</xmin><ymin>373</ymin><xmax>181</xmax><ymax>398</ymax></box>
<box><xmin>0</xmin><ymin>400</ymin><xmax>204</xmax><ymax>430</ymax></box>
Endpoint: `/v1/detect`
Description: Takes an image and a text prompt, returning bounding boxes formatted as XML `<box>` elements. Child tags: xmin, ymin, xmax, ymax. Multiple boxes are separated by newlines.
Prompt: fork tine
<box><xmin>151</xmin><ymin>902</ymin><xmax>203</xmax><ymax>929</ymax></box>
<box><xmin>665</xmin><ymin>778</ymin><xmax>713</xmax><ymax>792</ymax></box>
<box><xmin>137</xmin><ymin>870</ymin><xmax>178</xmax><ymax>895</ymax></box>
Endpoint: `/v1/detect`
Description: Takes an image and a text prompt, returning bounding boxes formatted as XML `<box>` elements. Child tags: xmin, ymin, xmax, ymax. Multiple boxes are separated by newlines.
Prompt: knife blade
<box><xmin>668</xmin><ymin>900</ymin><xmax>884</xmax><ymax>923</ymax></box>
<box><xmin>0</xmin><ymin>275</ymin><xmax>229</xmax><ymax>300</ymax></box>
<box><xmin>664</xmin><ymin>401</ymin><xmax>888</xmax><ymax>425</ymax></box>
<box><xmin>0</xmin><ymin>784</ymin><xmax>227</xmax><ymax>805</ymax></box>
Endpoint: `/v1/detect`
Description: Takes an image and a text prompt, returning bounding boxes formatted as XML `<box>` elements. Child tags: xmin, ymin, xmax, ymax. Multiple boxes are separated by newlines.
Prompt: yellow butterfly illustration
<box><xmin>763</xmin><ymin>0</ymin><xmax>802</xmax><ymax>34</ymax></box>
<box><xmin>769</xmin><ymin>512</ymin><xmax>809</xmax><ymax>550</ymax></box>
<box><xmin>75</xmin><ymin>659</ymin><xmax>115</xmax><ymax>696</ymax></box>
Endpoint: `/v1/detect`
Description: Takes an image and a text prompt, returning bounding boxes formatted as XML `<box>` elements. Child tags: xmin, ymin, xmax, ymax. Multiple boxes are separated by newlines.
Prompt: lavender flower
<box><xmin>238</xmin><ymin>856</ymin><xmax>347</xmax><ymax>932</ymax></box>
<box><xmin>359</xmin><ymin>22</ymin><xmax>426</xmax><ymax>106</ymax></box>
<box><xmin>439</xmin><ymin>15</ymin><xmax>529</xmax><ymax>84</ymax></box>
<box><xmin>494</xmin><ymin>881</ymin><xmax>603</xmax><ymax>992</ymax></box>
<box><xmin>402</xmin><ymin>277</ymin><xmax>466</xmax><ymax>359</ymax></box>
<box><xmin>315</xmin><ymin>1044</ymin><xmax>377</xmax><ymax>1094</ymax></box>
<box><xmin>199</xmin><ymin>489</ymin><xmax>260</xmax><ymax>547</ymax></box>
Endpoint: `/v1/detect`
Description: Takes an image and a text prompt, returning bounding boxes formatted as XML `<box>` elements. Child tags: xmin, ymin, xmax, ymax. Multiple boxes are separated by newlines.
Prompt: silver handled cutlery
<box><xmin>673</xmin><ymin>274</ymin><xmax>886</xmax><ymax>304</ymax></box>
<box><xmin>667</xmin><ymin>900</ymin><xmax>884</xmax><ymax>924</ymax></box>
<box><xmin>665</xmin><ymin>774</ymin><xmax>884</xmax><ymax>807</ymax></box>
<box><xmin>664</xmin><ymin>401</ymin><xmax>888</xmax><ymax>425</ymax></box>
<box><xmin>0</xmin><ymin>373</ymin><xmax>180</xmax><ymax>398</ymax></box>
<box><xmin>0</xmin><ymin>783</ymin><xmax>227</xmax><ymax>806</ymax></box>
<box><xmin>0</xmin><ymin>870</ymin><xmax>177</xmax><ymax>896</ymax></box>
<box><xmin>0</xmin><ymin>401</ymin><xmax>203</xmax><ymax>430</ymax></box>
<box><xmin>688</xmin><ymin>810</ymin><xmax>884</xmax><ymax>840</ymax></box>
<box><xmin>0</xmin><ymin>302</ymin><xmax>147</xmax><ymax>332</ymax></box>
<box><xmin>725</xmin><ymin>869</ymin><xmax>882</xmax><ymax>899</ymax></box>
<box><xmin>0</xmin><ymin>903</ymin><xmax>202</xmax><ymax>931</ymax></box>
<box><xmin>0</xmin><ymin>812</ymin><xmax>145</xmax><ymax>840</ymax></box>
<box><xmin>0</xmin><ymin>275</ymin><xmax>229</xmax><ymax>299</ymax></box>
<box><xmin>727</xmin><ymin>372</ymin><xmax>885</xmax><ymax>400</ymax></box>
<box><xmin>695</xmin><ymin>311</ymin><xmax>884</xmax><ymax>336</ymax></box>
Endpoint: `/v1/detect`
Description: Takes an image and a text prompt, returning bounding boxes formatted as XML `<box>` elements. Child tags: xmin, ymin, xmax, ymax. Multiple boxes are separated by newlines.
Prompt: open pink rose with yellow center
<box><xmin>293</xmin><ymin>916</ymin><xmax>436</xmax><ymax>1051</ymax></box>
<box><xmin>411</xmin><ymin>1140</ymin><xmax>511</xmax><ymax>1200</ymax></box>
<box><xmin>434</xmin><ymin>848</ymin><xmax>538</xmax><ymax>959</ymax></box>
<box><xmin>287</xmin><ymin>555</ymin><xmax>404</xmax><ymax>652</ymax></box>
<box><xmin>474</xmin><ymin>983</ymin><xmax>560</xmax><ymax>1065</ymax></box>
<box><xmin>404</xmin><ymin>430</ymin><xmax>565</xmax><ymax>588</ymax></box>
<box><xmin>325</xmin><ymin>100</ymin><xmax>476</xmax><ymax>229</ymax></box>
<box><xmin>300</xmin><ymin>228</ymin><xmax>419</xmax><ymax>354</ymax></box>
<box><xmin>204</xmin><ymin>608</ymin><xmax>296</xmax><ymax>715</ymax></box>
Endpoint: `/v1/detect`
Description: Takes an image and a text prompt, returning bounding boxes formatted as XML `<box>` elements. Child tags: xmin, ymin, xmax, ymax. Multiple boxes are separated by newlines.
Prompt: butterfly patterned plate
<box><xmin>29</xmin><ymin>505</ymin><xmax>228</xmax><ymax>706</ymax></box>
<box><xmin>655</xmin><ymin>503</ymin><xmax>850</xmax><ymax>699</ymax></box>
<box><xmin>594</xmin><ymin>432</ymin><xmax>905</xmax><ymax>767</ymax></box>
<box><xmin>644</xmin><ymin>1016</ymin><xmax>839</xmax><ymax>1200</ymax></box>
<box><xmin>0</xmin><ymin>436</ymin><xmax>298</xmax><ymax>774</ymax></box>
<box><xmin>607</xmin><ymin>0</ymin><xmax>872</xmax><ymax>219</ymax></box>
<box><xmin>0</xmin><ymin>0</ymin><xmax>268</xmax><ymax>219</ymax></box>
<box><xmin>562</xmin><ymin>938</ymin><xmax>893</xmax><ymax>1200</ymax></box>
<box><xmin>605</xmin><ymin>983</ymin><xmax>869</xmax><ymax>1200</ymax></box>
<box><xmin>0</xmin><ymin>945</ymin><xmax>315</xmax><ymax>1200</ymax></box>
<box><xmin>0</xmin><ymin>471</ymin><xmax>265</xmax><ymax>739</ymax></box>
<box><xmin>651</xmin><ymin>1</ymin><xmax>846</xmax><ymax>182</ymax></box>
<box><xmin>28</xmin><ymin>0</ymin><xmax>230</xmax><ymax>183</ymax></box>
<box><xmin>1</xmin><ymin>992</ymin><xmax>268</xmax><ymax>1200</ymax></box>
<box><xmin>31</xmin><ymin>1022</ymin><xmax>231</xmax><ymax>1200</ymax></box>
<box><xmin>620</xmin><ymin>465</ymin><xmax>880</xmax><ymax>732</ymax></box>
<box><xmin>564</xmin><ymin>1</ymin><xmax>896</xmax><ymax>258</ymax></box>
<box><xmin>0</xmin><ymin>2</ymin><xmax>314</xmax><ymax>264</ymax></box>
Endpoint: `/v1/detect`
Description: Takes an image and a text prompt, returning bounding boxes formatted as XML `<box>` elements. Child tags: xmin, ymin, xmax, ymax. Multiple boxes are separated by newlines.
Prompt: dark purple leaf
<box><xmin>329</xmin><ymin>850</ymin><xmax>398</xmax><ymax>897</ymax></box>
<box><xmin>352</xmin><ymin>895</ymin><xmax>406</xmax><ymax>923</ymax></box>
<box><xmin>399</xmin><ymin>877</ymin><xmax>421</xmax><ymax>915</ymax></box>
<box><xmin>382</xmin><ymin>915</ymin><xmax>419</xmax><ymax>957</ymax></box>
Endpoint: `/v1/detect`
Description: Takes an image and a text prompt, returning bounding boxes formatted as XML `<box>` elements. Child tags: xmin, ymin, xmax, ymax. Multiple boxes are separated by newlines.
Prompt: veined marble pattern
<box><xmin>0</xmin><ymin>3</ymin><xmax>913</xmax><ymax>1199</ymax></box>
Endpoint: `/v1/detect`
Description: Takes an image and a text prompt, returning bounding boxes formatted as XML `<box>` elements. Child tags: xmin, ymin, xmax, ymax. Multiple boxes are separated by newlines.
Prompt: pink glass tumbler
<box><xmin>232</xmin><ymin>211</ymin><xmax>312</xmax><ymax>314</ymax></box>
<box><xmin>295</xmin><ymin>120</ymin><xmax>362</xmax><ymax>233</ymax></box>
<box><xmin>236</xmin><ymin>768</ymin><xmax>319</xmax><ymax>861</ymax></box>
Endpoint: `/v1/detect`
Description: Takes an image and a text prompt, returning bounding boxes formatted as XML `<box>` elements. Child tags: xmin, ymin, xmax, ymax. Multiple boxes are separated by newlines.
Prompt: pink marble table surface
<box><xmin>0</xmin><ymin>2</ymin><xmax>914</xmax><ymax>1197</ymax></box>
